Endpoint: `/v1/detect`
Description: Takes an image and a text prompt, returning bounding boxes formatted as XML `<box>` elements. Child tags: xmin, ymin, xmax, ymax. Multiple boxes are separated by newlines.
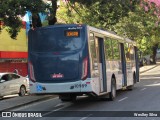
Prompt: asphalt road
<box><xmin>1</xmin><ymin>65</ymin><xmax>160</xmax><ymax>120</ymax></box>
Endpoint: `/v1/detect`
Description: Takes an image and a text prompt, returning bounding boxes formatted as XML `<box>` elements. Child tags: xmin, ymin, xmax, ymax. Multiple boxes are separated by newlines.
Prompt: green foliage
<box><xmin>114</xmin><ymin>0</ymin><xmax>160</xmax><ymax>55</ymax></box>
<box><xmin>58</xmin><ymin>0</ymin><xmax>160</xmax><ymax>61</ymax></box>
<box><xmin>0</xmin><ymin>0</ymin><xmax>47</xmax><ymax>39</ymax></box>
<box><xmin>57</xmin><ymin>0</ymin><xmax>140</xmax><ymax>30</ymax></box>
<box><xmin>1</xmin><ymin>0</ymin><xmax>160</xmax><ymax>57</ymax></box>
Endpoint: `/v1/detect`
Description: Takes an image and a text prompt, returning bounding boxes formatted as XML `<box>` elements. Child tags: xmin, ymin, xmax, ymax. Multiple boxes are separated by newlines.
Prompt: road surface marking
<box><xmin>54</xmin><ymin>103</ymin><xmax>64</xmax><ymax>108</ymax></box>
<box><xmin>80</xmin><ymin>114</ymin><xmax>93</xmax><ymax>120</ymax></box>
<box><xmin>154</xmin><ymin>81</ymin><xmax>158</xmax><ymax>84</ymax></box>
<box><xmin>42</xmin><ymin>102</ymin><xmax>72</xmax><ymax>117</ymax></box>
<box><xmin>140</xmin><ymin>88</ymin><xmax>146</xmax><ymax>91</ymax></box>
<box><xmin>50</xmin><ymin>102</ymin><xmax>71</xmax><ymax>112</ymax></box>
<box><xmin>118</xmin><ymin>97</ymin><xmax>128</xmax><ymax>102</ymax></box>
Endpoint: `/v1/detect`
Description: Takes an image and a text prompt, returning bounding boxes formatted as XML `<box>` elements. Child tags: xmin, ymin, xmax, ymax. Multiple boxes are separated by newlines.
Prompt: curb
<box><xmin>140</xmin><ymin>65</ymin><xmax>158</xmax><ymax>74</ymax></box>
<box><xmin>0</xmin><ymin>95</ymin><xmax>57</xmax><ymax>111</ymax></box>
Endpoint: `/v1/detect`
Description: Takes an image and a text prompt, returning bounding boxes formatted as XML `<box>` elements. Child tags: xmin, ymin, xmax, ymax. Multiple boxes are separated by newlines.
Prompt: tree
<box><xmin>57</xmin><ymin>0</ymin><xmax>140</xmax><ymax>31</ymax></box>
<box><xmin>0</xmin><ymin>0</ymin><xmax>140</xmax><ymax>39</ymax></box>
<box><xmin>114</xmin><ymin>0</ymin><xmax>160</xmax><ymax>64</ymax></box>
<box><xmin>48</xmin><ymin>0</ymin><xmax>58</xmax><ymax>25</ymax></box>
<box><xmin>0</xmin><ymin>0</ymin><xmax>48</xmax><ymax>39</ymax></box>
<box><xmin>57</xmin><ymin>0</ymin><xmax>160</xmax><ymax>64</ymax></box>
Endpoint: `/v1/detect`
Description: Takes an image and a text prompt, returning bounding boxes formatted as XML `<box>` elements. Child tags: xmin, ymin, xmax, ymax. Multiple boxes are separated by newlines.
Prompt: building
<box><xmin>0</xmin><ymin>1</ymin><xmax>54</xmax><ymax>76</ymax></box>
<box><xmin>0</xmin><ymin>13</ymin><xmax>31</xmax><ymax>76</ymax></box>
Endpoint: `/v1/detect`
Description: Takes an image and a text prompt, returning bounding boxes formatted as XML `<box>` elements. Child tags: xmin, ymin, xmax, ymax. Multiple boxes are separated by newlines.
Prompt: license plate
<box><xmin>52</xmin><ymin>73</ymin><xmax>64</xmax><ymax>78</ymax></box>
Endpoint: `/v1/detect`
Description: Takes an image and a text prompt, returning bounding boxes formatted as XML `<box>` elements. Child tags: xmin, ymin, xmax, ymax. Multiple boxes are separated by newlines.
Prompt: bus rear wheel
<box><xmin>109</xmin><ymin>78</ymin><xmax>116</xmax><ymax>101</ymax></box>
<box><xmin>59</xmin><ymin>94</ymin><xmax>77</xmax><ymax>102</ymax></box>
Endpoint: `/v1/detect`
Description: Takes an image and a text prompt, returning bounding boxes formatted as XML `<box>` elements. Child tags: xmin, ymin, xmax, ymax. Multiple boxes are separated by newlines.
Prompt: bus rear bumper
<box><xmin>29</xmin><ymin>78</ymin><xmax>99</xmax><ymax>95</ymax></box>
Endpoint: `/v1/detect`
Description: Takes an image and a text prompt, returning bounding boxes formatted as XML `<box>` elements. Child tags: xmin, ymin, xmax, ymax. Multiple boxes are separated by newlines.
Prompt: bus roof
<box><xmin>87</xmin><ymin>25</ymin><xmax>136</xmax><ymax>46</ymax></box>
<box><xmin>32</xmin><ymin>24</ymin><xmax>86</xmax><ymax>30</ymax></box>
<box><xmin>31</xmin><ymin>24</ymin><xmax>136</xmax><ymax>46</ymax></box>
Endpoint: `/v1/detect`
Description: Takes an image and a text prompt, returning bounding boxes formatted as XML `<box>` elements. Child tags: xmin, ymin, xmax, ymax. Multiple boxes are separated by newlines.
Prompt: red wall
<box><xmin>0</xmin><ymin>51</ymin><xmax>28</xmax><ymax>58</ymax></box>
<box><xmin>0</xmin><ymin>62</ymin><xmax>28</xmax><ymax>76</ymax></box>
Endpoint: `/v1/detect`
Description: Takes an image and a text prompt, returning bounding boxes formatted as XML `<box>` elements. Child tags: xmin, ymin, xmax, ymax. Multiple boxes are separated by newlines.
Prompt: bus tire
<box><xmin>59</xmin><ymin>94</ymin><xmax>70</xmax><ymax>101</ymax></box>
<box><xmin>127</xmin><ymin>84</ymin><xmax>134</xmax><ymax>90</ymax></box>
<box><xmin>59</xmin><ymin>94</ymin><xmax>76</xmax><ymax>102</ymax></box>
<box><xmin>71</xmin><ymin>95</ymin><xmax>77</xmax><ymax>102</ymax></box>
<box><xmin>109</xmin><ymin>78</ymin><xmax>116</xmax><ymax>101</ymax></box>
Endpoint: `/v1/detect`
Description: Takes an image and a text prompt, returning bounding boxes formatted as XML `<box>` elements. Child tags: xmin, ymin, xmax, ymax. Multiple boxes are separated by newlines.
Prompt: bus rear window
<box><xmin>31</xmin><ymin>28</ymin><xmax>83</xmax><ymax>52</ymax></box>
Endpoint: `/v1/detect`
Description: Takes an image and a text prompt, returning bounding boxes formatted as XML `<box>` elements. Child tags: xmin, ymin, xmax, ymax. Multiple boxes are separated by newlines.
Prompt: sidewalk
<box><xmin>0</xmin><ymin>95</ymin><xmax>57</xmax><ymax>111</ymax></box>
<box><xmin>140</xmin><ymin>61</ymin><xmax>160</xmax><ymax>73</ymax></box>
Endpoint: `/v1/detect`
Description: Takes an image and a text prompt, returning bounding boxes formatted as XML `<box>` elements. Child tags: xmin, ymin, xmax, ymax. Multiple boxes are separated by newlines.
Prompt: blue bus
<box><xmin>28</xmin><ymin>24</ymin><xmax>139</xmax><ymax>101</ymax></box>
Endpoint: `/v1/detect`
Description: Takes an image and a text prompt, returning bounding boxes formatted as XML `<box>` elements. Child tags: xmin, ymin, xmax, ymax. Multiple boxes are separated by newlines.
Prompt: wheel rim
<box><xmin>20</xmin><ymin>87</ymin><xmax>26</xmax><ymax>96</ymax></box>
<box><xmin>112</xmin><ymin>83</ymin><xmax>116</xmax><ymax>98</ymax></box>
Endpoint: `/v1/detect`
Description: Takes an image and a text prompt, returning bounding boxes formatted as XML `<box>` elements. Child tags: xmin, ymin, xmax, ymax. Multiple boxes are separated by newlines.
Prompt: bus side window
<box><xmin>104</xmin><ymin>38</ymin><xmax>112</xmax><ymax>60</ymax></box>
<box><xmin>89</xmin><ymin>33</ymin><xmax>99</xmax><ymax>77</ymax></box>
<box><xmin>112</xmin><ymin>40</ymin><xmax>120</xmax><ymax>60</ymax></box>
<box><xmin>125</xmin><ymin>43</ymin><xmax>131</xmax><ymax>61</ymax></box>
<box><xmin>130</xmin><ymin>45</ymin><xmax>135</xmax><ymax>61</ymax></box>
<box><xmin>125</xmin><ymin>44</ymin><xmax>135</xmax><ymax>61</ymax></box>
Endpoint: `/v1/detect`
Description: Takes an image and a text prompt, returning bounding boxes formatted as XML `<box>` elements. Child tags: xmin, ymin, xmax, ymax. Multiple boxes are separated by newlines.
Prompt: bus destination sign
<box><xmin>65</xmin><ymin>30</ymin><xmax>80</xmax><ymax>37</ymax></box>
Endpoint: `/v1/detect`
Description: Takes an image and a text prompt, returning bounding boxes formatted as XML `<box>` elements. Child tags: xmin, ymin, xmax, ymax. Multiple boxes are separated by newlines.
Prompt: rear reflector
<box><xmin>28</xmin><ymin>61</ymin><xmax>36</xmax><ymax>82</ymax></box>
<box><xmin>86</xmin><ymin>82</ymin><xmax>90</xmax><ymax>84</ymax></box>
<box><xmin>81</xmin><ymin>56</ymin><xmax>88</xmax><ymax>80</ymax></box>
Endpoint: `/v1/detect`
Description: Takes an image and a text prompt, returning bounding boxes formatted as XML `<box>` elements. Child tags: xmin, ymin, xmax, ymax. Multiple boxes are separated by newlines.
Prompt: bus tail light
<box><xmin>81</xmin><ymin>57</ymin><xmax>88</xmax><ymax>80</ymax></box>
<box><xmin>29</xmin><ymin>61</ymin><xmax>36</xmax><ymax>82</ymax></box>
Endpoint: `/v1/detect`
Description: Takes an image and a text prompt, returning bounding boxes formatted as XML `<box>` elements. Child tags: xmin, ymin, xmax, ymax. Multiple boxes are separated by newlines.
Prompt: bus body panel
<box><xmin>28</xmin><ymin>24</ymin><xmax>139</xmax><ymax>97</ymax></box>
<box><xmin>106</xmin><ymin>60</ymin><xmax>123</xmax><ymax>91</ymax></box>
<box><xmin>28</xmin><ymin>25</ymin><xmax>88</xmax><ymax>83</ymax></box>
<box><xmin>29</xmin><ymin>80</ymin><xmax>82</xmax><ymax>94</ymax></box>
<box><xmin>28</xmin><ymin>24</ymin><xmax>96</xmax><ymax>94</ymax></box>
<box><xmin>29</xmin><ymin>79</ymin><xmax>100</xmax><ymax>95</ymax></box>
<box><xmin>80</xmin><ymin>78</ymin><xmax>100</xmax><ymax>95</ymax></box>
<box><xmin>29</xmin><ymin>52</ymin><xmax>80</xmax><ymax>83</ymax></box>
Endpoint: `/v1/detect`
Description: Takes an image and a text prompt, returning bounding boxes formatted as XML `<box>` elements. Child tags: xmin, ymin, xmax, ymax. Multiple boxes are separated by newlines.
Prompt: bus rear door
<box><xmin>95</xmin><ymin>37</ymin><xmax>107</xmax><ymax>93</ymax></box>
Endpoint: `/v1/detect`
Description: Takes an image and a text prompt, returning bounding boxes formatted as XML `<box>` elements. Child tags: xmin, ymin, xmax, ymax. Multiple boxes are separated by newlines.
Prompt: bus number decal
<box><xmin>74</xmin><ymin>84</ymin><xmax>87</xmax><ymax>88</ymax></box>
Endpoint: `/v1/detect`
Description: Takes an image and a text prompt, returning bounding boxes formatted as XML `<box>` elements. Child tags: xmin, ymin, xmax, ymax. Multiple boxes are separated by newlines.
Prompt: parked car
<box><xmin>156</xmin><ymin>49</ymin><xmax>160</xmax><ymax>59</ymax></box>
<box><xmin>139</xmin><ymin>58</ymin><xmax>145</xmax><ymax>67</ymax></box>
<box><xmin>143</xmin><ymin>55</ymin><xmax>151</xmax><ymax>65</ymax></box>
<box><xmin>0</xmin><ymin>72</ymin><xmax>29</xmax><ymax>99</ymax></box>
